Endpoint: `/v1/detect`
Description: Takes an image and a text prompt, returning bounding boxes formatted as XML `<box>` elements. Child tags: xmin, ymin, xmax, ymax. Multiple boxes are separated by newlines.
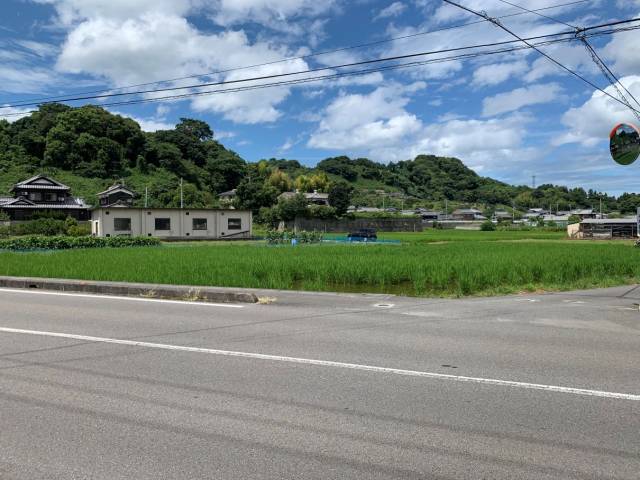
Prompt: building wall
<box><xmin>91</xmin><ymin>208</ymin><xmax>252</xmax><ymax>239</ymax></box>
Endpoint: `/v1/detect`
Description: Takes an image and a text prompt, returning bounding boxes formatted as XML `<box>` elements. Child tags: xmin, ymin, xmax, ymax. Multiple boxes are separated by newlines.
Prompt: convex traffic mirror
<box><xmin>610</xmin><ymin>123</ymin><xmax>640</xmax><ymax>165</ymax></box>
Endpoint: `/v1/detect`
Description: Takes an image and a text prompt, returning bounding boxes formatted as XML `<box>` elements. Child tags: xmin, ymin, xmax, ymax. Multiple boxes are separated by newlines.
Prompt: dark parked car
<box><xmin>347</xmin><ymin>228</ymin><xmax>377</xmax><ymax>242</ymax></box>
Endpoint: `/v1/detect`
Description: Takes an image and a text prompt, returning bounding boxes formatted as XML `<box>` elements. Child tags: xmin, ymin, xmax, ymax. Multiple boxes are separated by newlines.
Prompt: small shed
<box><xmin>573</xmin><ymin>218</ymin><xmax>638</xmax><ymax>239</ymax></box>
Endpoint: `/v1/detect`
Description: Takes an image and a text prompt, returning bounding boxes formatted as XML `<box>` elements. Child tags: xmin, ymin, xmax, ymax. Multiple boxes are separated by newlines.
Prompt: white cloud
<box><xmin>374</xmin><ymin>2</ymin><xmax>406</xmax><ymax>21</ymax></box>
<box><xmin>111</xmin><ymin>111</ymin><xmax>174</xmax><ymax>131</ymax></box>
<box><xmin>408</xmin><ymin>114</ymin><xmax>537</xmax><ymax>173</ymax></box>
<box><xmin>555</xmin><ymin>75</ymin><xmax>640</xmax><ymax>146</ymax></box>
<box><xmin>0</xmin><ymin>106</ymin><xmax>34</xmax><ymax>122</ymax></box>
<box><xmin>603</xmin><ymin>26</ymin><xmax>640</xmax><ymax>76</ymax></box>
<box><xmin>33</xmin><ymin>0</ymin><xmax>194</xmax><ymax>24</ymax></box>
<box><xmin>482</xmin><ymin>83</ymin><xmax>563</xmax><ymax>117</ymax></box>
<box><xmin>472</xmin><ymin>60</ymin><xmax>528</xmax><ymax>87</ymax></box>
<box><xmin>48</xmin><ymin>3</ymin><xmax>312</xmax><ymax>124</ymax></box>
<box><xmin>209</xmin><ymin>0</ymin><xmax>338</xmax><ymax>31</ymax></box>
<box><xmin>308</xmin><ymin>82</ymin><xmax>425</xmax><ymax>151</ymax></box>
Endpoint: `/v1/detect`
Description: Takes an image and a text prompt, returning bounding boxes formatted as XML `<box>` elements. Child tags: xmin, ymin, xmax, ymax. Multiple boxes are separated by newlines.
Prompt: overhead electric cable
<box><xmin>2</xmin><ymin>17</ymin><xmax>638</xmax><ymax>111</ymax></box>
<box><xmin>441</xmin><ymin>0</ymin><xmax>640</xmax><ymax>114</ymax></box>
<box><xmin>495</xmin><ymin>0</ymin><xmax>578</xmax><ymax>29</ymax></box>
<box><xmin>0</xmin><ymin>0</ymin><xmax>593</xmax><ymax>106</ymax></box>
<box><xmin>1</xmin><ymin>23</ymin><xmax>638</xmax><ymax>117</ymax></box>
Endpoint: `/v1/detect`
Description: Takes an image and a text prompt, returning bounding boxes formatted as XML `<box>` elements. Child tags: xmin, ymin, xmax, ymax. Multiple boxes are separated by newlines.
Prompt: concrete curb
<box><xmin>0</xmin><ymin>276</ymin><xmax>259</xmax><ymax>304</ymax></box>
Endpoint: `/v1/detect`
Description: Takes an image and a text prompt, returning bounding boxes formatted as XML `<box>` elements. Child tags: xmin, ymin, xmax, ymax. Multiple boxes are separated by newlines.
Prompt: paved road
<box><xmin>0</xmin><ymin>286</ymin><xmax>639</xmax><ymax>479</ymax></box>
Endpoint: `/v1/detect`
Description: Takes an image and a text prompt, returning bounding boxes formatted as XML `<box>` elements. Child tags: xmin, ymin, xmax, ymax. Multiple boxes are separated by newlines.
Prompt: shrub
<box><xmin>0</xmin><ymin>211</ymin><xmax>9</xmax><ymax>222</ymax></box>
<box><xmin>480</xmin><ymin>220</ymin><xmax>496</xmax><ymax>231</ymax></box>
<box><xmin>66</xmin><ymin>224</ymin><xmax>91</xmax><ymax>237</ymax></box>
<box><xmin>0</xmin><ymin>236</ymin><xmax>161</xmax><ymax>251</ymax></box>
<box><xmin>265</xmin><ymin>229</ymin><xmax>323</xmax><ymax>245</ymax></box>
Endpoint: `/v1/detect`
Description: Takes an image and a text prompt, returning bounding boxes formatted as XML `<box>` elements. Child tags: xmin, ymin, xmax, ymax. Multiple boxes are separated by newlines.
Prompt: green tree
<box><xmin>328</xmin><ymin>181</ymin><xmax>353</xmax><ymax>216</ymax></box>
<box><xmin>276</xmin><ymin>193</ymin><xmax>308</xmax><ymax>221</ymax></box>
<box><xmin>235</xmin><ymin>179</ymin><xmax>279</xmax><ymax>213</ymax></box>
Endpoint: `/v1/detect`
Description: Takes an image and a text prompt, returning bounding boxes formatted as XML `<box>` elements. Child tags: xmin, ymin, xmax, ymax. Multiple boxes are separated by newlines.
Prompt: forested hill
<box><xmin>1</xmin><ymin>104</ymin><xmax>637</xmax><ymax>213</ymax></box>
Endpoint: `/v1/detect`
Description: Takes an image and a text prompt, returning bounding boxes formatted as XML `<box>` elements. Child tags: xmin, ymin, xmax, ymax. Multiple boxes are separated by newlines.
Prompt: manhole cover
<box><xmin>374</xmin><ymin>303</ymin><xmax>394</xmax><ymax>308</ymax></box>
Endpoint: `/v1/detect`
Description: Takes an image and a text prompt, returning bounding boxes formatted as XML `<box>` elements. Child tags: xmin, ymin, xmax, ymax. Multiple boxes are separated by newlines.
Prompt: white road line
<box><xmin>0</xmin><ymin>288</ymin><xmax>244</xmax><ymax>308</ymax></box>
<box><xmin>1</xmin><ymin>326</ymin><xmax>638</xmax><ymax>402</ymax></box>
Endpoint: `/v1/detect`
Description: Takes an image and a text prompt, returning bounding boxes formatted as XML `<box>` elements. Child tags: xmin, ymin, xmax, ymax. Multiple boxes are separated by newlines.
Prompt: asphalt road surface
<box><xmin>1</xmin><ymin>285</ymin><xmax>639</xmax><ymax>479</ymax></box>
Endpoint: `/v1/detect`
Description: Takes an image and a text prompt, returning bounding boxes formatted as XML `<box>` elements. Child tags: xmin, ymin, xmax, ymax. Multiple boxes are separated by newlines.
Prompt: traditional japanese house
<box><xmin>0</xmin><ymin>174</ymin><xmax>90</xmax><ymax>220</ymax></box>
<box><xmin>96</xmin><ymin>184</ymin><xmax>136</xmax><ymax>207</ymax></box>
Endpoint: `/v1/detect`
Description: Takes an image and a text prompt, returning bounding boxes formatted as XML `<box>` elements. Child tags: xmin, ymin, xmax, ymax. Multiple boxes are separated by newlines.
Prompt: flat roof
<box><xmin>581</xmin><ymin>218</ymin><xmax>637</xmax><ymax>224</ymax></box>
<box><xmin>92</xmin><ymin>207</ymin><xmax>250</xmax><ymax>212</ymax></box>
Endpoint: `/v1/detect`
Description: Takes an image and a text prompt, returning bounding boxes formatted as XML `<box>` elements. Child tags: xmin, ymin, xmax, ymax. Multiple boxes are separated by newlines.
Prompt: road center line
<box><xmin>1</xmin><ymin>326</ymin><xmax>638</xmax><ymax>401</ymax></box>
<box><xmin>0</xmin><ymin>288</ymin><xmax>244</xmax><ymax>308</ymax></box>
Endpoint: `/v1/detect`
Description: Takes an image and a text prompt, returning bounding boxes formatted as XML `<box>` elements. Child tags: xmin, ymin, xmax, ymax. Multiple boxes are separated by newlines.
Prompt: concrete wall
<box><xmin>91</xmin><ymin>208</ymin><xmax>252</xmax><ymax>239</ymax></box>
<box><xmin>285</xmin><ymin>217</ymin><xmax>423</xmax><ymax>233</ymax></box>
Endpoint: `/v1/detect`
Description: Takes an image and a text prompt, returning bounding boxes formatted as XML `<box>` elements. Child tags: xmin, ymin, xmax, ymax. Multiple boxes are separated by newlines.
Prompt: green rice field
<box><xmin>0</xmin><ymin>230</ymin><xmax>637</xmax><ymax>297</ymax></box>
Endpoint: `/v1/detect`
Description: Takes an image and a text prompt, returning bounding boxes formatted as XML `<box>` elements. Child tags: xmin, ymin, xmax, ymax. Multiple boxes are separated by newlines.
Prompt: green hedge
<box><xmin>265</xmin><ymin>229</ymin><xmax>323</xmax><ymax>245</ymax></box>
<box><xmin>0</xmin><ymin>217</ymin><xmax>91</xmax><ymax>238</ymax></box>
<box><xmin>0</xmin><ymin>236</ymin><xmax>161</xmax><ymax>251</ymax></box>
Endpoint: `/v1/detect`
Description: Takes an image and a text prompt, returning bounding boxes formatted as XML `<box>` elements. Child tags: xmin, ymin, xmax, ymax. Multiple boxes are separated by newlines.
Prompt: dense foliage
<box><xmin>0</xmin><ymin>216</ymin><xmax>90</xmax><ymax>238</ymax></box>
<box><xmin>1</xmin><ymin>104</ymin><xmax>635</xmax><ymax>216</ymax></box>
<box><xmin>0</xmin><ymin>235</ymin><xmax>161</xmax><ymax>251</ymax></box>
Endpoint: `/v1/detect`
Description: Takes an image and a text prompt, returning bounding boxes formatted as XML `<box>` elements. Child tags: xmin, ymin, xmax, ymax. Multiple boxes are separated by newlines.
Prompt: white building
<box><xmin>91</xmin><ymin>208</ymin><xmax>252</xmax><ymax>240</ymax></box>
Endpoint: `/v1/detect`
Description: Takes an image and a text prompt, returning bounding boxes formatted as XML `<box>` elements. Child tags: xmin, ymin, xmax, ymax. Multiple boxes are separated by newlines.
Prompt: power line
<box><xmin>1</xmin><ymin>25</ymin><xmax>637</xmax><ymax>118</ymax></box>
<box><xmin>578</xmin><ymin>35</ymin><xmax>640</xmax><ymax>120</ymax></box>
<box><xmin>0</xmin><ymin>0</ymin><xmax>592</xmax><ymax>107</ymax></box>
<box><xmin>495</xmin><ymin>0</ymin><xmax>577</xmax><ymax>29</ymax></box>
<box><xmin>3</xmin><ymin>18</ymin><xmax>638</xmax><ymax>111</ymax></box>
<box><xmin>441</xmin><ymin>0</ymin><xmax>640</xmax><ymax>114</ymax></box>
<box><xmin>496</xmin><ymin>0</ymin><xmax>640</xmax><ymax>114</ymax></box>
<box><xmin>495</xmin><ymin>0</ymin><xmax>640</xmax><ymax>114</ymax></box>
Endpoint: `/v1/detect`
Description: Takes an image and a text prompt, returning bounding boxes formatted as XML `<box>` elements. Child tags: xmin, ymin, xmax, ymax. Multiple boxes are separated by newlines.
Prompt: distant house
<box><xmin>0</xmin><ymin>174</ymin><xmax>90</xmax><ymax>221</ymax></box>
<box><xmin>452</xmin><ymin>208</ymin><xmax>485</xmax><ymax>221</ymax></box>
<box><xmin>493</xmin><ymin>210</ymin><xmax>512</xmax><ymax>221</ymax></box>
<box><xmin>570</xmin><ymin>208</ymin><xmax>597</xmax><ymax>220</ymax></box>
<box><xmin>278</xmin><ymin>190</ymin><xmax>330</xmax><ymax>206</ymax></box>
<box><xmin>97</xmin><ymin>184</ymin><xmax>136</xmax><ymax>207</ymax></box>
<box><xmin>218</xmin><ymin>189</ymin><xmax>237</xmax><ymax>202</ymax></box>
<box><xmin>542</xmin><ymin>214</ymin><xmax>570</xmax><ymax>227</ymax></box>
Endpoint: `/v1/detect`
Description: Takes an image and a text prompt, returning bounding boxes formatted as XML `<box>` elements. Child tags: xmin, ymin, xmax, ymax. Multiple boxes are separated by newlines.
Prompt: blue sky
<box><xmin>1</xmin><ymin>0</ymin><xmax>640</xmax><ymax>194</ymax></box>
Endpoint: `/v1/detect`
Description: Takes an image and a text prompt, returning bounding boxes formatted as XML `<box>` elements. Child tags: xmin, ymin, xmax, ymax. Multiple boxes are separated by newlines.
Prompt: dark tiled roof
<box><xmin>97</xmin><ymin>184</ymin><xmax>136</xmax><ymax>196</ymax></box>
<box><xmin>0</xmin><ymin>204</ymin><xmax>88</xmax><ymax>209</ymax></box>
<box><xmin>14</xmin><ymin>174</ymin><xmax>70</xmax><ymax>190</ymax></box>
<box><xmin>0</xmin><ymin>197</ymin><xmax>89</xmax><ymax>209</ymax></box>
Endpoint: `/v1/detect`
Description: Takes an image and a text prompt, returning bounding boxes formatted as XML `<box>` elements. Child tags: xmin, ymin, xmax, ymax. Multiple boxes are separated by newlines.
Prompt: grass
<box><xmin>0</xmin><ymin>234</ymin><xmax>638</xmax><ymax>297</ymax></box>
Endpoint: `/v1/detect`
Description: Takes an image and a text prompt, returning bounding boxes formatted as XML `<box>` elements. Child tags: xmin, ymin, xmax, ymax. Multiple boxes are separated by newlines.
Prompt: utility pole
<box><xmin>512</xmin><ymin>199</ymin><xmax>515</xmax><ymax>224</ymax></box>
<box><xmin>445</xmin><ymin>198</ymin><xmax>448</xmax><ymax>220</ymax></box>
<box><xmin>600</xmin><ymin>197</ymin><xmax>603</xmax><ymax>219</ymax></box>
<box><xmin>532</xmin><ymin>175</ymin><xmax>536</xmax><ymax>189</ymax></box>
<box><xmin>180</xmin><ymin>178</ymin><xmax>184</xmax><ymax>209</ymax></box>
<box><xmin>144</xmin><ymin>187</ymin><xmax>148</xmax><ymax>208</ymax></box>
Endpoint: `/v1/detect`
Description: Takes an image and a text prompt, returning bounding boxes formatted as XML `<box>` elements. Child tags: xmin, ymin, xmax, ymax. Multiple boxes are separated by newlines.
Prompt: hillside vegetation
<box><xmin>2</xmin><ymin>104</ymin><xmax>639</xmax><ymax>214</ymax></box>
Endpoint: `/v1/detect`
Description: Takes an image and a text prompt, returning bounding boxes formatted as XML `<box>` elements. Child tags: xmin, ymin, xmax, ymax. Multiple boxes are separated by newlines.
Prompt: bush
<box><xmin>480</xmin><ymin>220</ymin><xmax>496</xmax><ymax>231</ymax></box>
<box><xmin>265</xmin><ymin>229</ymin><xmax>323</xmax><ymax>245</ymax></box>
<box><xmin>0</xmin><ymin>216</ymin><xmax>92</xmax><ymax>237</ymax></box>
<box><xmin>0</xmin><ymin>236</ymin><xmax>161</xmax><ymax>251</ymax></box>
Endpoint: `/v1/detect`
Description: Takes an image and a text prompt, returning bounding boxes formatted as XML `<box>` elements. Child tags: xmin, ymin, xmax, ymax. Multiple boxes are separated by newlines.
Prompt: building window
<box><xmin>114</xmin><ymin>218</ymin><xmax>131</xmax><ymax>231</ymax></box>
<box><xmin>192</xmin><ymin>218</ymin><xmax>207</xmax><ymax>230</ymax></box>
<box><xmin>29</xmin><ymin>192</ymin><xmax>42</xmax><ymax>201</ymax></box>
<box><xmin>228</xmin><ymin>218</ymin><xmax>242</xmax><ymax>230</ymax></box>
<box><xmin>44</xmin><ymin>193</ymin><xmax>56</xmax><ymax>202</ymax></box>
<box><xmin>155</xmin><ymin>218</ymin><xmax>171</xmax><ymax>230</ymax></box>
